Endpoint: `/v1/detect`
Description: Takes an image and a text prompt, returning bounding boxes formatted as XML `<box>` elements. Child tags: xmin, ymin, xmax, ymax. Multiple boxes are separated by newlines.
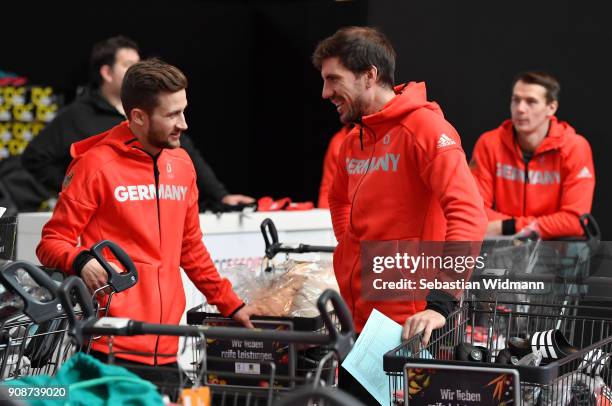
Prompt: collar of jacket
<box><xmin>69</xmin><ymin>121</ymin><xmax>149</xmax><ymax>159</ymax></box>
<box><xmin>499</xmin><ymin>116</ymin><xmax>573</xmax><ymax>156</ymax></box>
<box><xmin>359</xmin><ymin>82</ymin><xmax>444</xmax><ymax>142</ymax></box>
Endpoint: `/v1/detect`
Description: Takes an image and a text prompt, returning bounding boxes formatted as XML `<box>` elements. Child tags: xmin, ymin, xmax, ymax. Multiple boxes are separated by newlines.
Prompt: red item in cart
<box><xmin>257</xmin><ymin>196</ymin><xmax>314</xmax><ymax>211</ymax></box>
<box><xmin>466</xmin><ymin>325</ymin><xmax>497</xmax><ymax>344</ymax></box>
<box><xmin>598</xmin><ymin>384</ymin><xmax>612</xmax><ymax>406</ymax></box>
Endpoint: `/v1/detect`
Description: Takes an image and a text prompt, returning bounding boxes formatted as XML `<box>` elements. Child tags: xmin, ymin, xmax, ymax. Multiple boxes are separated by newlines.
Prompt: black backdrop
<box><xmin>3</xmin><ymin>0</ymin><xmax>611</xmax><ymax>237</ymax></box>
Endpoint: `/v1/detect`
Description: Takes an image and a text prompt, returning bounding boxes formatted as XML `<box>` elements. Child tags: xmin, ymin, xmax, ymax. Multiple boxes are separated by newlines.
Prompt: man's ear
<box><xmin>131</xmin><ymin>108</ymin><xmax>147</xmax><ymax>126</ymax></box>
<box><xmin>547</xmin><ymin>100</ymin><xmax>559</xmax><ymax>117</ymax></box>
<box><xmin>365</xmin><ymin>65</ymin><xmax>378</xmax><ymax>89</ymax></box>
<box><xmin>99</xmin><ymin>65</ymin><xmax>113</xmax><ymax>84</ymax></box>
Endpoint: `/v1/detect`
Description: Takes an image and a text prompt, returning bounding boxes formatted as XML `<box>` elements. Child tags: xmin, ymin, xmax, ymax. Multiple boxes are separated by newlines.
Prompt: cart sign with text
<box><xmin>403</xmin><ymin>364</ymin><xmax>519</xmax><ymax>405</ymax></box>
<box><xmin>203</xmin><ymin>319</ymin><xmax>296</xmax><ymax>388</ymax></box>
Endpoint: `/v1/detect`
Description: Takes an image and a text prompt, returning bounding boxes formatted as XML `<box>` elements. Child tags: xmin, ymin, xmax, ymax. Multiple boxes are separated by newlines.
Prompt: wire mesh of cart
<box><xmin>384</xmin><ymin>296</ymin><xmax>612</xmax><ymax>405</ymax></box>
<box><xmin>0</xmin><ymin>240</ymin><xmax>137</xmax><ymax>382</ymax></box>
<box><xmin>481</xmin><ymin>214</ymin><xmax>600</xmax><ymax>306</ymax></box>
<box><xmin>187</xmin><ymin>299</ymin><xmax>342</xmax><ymax>391</ymax></box>
<box><xmin>59</xmin><ymin>272</ymin><xmax>355</xmax><ymax>406</ymax></box>
<box><xmin>0</xmin><ymin>215</ymin><xmax>17</xmax><ymax>261</ymax></box>
<box><xmin>384</xmin><ymin>235</ymin><xmax>612</xmax><ymax>404</ymax></box>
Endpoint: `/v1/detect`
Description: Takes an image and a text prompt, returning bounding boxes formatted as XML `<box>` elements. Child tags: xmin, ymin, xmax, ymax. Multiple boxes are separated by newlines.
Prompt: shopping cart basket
<box><xmin>384</xmin><ymin>272</ymin><xmax>612</xmax><ymax>405</ymax></box>
<box><xmin>60</xmin><ymin>271</ymin><xmax>355</xmax><ymax>406</ymax></box>
<box><xmin>0</xmin><ymin>260</ymin><xmax>67</xmax><ymax>379</ymax></box>
<box><xmin>0</xmin><ymin>239</ymin><xmax>137</xmax><ymax>382</ymax></box>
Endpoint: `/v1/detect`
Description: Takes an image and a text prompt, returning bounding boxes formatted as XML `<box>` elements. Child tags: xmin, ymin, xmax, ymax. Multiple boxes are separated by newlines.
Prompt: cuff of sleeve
<box><xmin>227</xmin><ymin>302</ymin><xmax>246</xmax><ymax>318</ymax></box>
<box><xmin>502</xmin><ymin>218</ymin><xmax>516</xmax><ymax>235</ymax></box>
<box><xmin>425</xmin><ymin>290</ymin><xmax>457</xmax><ymax>319</ymax></box>
<box><xmin>72</xmin><ymin>251</ymin><xmax>95</xmax><ymax>277</ymax></box>
<box><xmin>213</xmin><ymin>289</ymin><xmax>245</xmax><ymax>317</ymax></box>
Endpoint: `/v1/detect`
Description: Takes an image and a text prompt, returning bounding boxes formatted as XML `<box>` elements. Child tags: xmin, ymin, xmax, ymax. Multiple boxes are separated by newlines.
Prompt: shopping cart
<box><xmin>384</xmin><ymin>232</ymin><xmax>612</xmax><ymax>405</ymax></box>
<box><xmin>0</xmin><ymin>215</ymin><xmax>17</xmax><ymax>261</ymax></box>
<box><xmin>187</xmin><ymin>300</ymin><xmax>342</xmax><ymax>392</ymax></box>
<box><xmin>187</xmin><ymin>218</ymin><xmax>340</xmax><ymax>385</ymax></box>
<box><xmin>384</xmin><ymin>295</ymin><xmax>612</xmax><ymax>405</ymax></box>
<box><xmin>0</xmin><ymin>260</ymin><xmax>67</xmax><ymax>379</ymax></box>
<box><xmin>59</xmin><ymin>272</ymin><xmax>356</xmax><ymax>406</ymax></box>
<box><xmin>0</xmin><ymin>240</ymin><xmax>137</xmax><ymax>382</ymax></box>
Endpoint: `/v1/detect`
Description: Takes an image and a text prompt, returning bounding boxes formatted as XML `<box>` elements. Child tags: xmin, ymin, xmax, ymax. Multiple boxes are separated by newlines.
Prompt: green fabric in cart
<box><xmin>4</xmin><ymin>352</ymin><xmax>163</xmax><ymax>405</ymax></box>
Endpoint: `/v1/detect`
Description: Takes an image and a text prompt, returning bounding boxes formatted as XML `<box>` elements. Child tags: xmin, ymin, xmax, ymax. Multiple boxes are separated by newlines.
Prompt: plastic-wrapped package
<box><xmin>218</xmin><ymin>262</ymin><xmax>260</xmax><ymax>298</ymax></box>
<box><xmin>285</xmin><ymin>261</ymin><xmax>339</xmax><ymax>317</ymax></box>
<box><xmin>0</xmin><ymin>267</ymin><xmax>54</xmax><ymax>322</ymax></box>
<box><xmin>250</xmin><ymin>270</ymin><xmax>306</xmax><ymax>316</ymax></box>
<box><xmin>219</xmin><ymin>259</ymin><xmax>339</xmax><ymax>318</ymax></box>
<box><xmin>517</xmin><ymin>349</ymin><xmax>543</xmax><ymax>366</ymax></box>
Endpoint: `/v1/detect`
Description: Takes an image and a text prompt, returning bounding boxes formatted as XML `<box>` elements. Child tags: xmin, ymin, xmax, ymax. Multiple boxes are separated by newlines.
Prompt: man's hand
<box><xmin>485</xmin><ymin>220</ymin><xmax>502</xmax><ymax>237</ymax></box>
<box><xmin>80</xmin><ymin>258</ymin><xmax>123</xmax><ymax>293</ymax></box>
<box><xmin>222</xmin><ymin>194</ymin><xmax>256</xmax><ymax>206</ymax></box>
<box><xmin>402</xmin><ymin>310</ymin><xmax>446</xmax><ymax>346</ymax></box>
<box><xmin>514</xmin><ymin>220</ymin><xmax>540</xmax><ymax>240</ymax></box>
<box><xmin>232</xmin><ymin>304</ymin><xmax>258</xmax><ymax>329</ymax></box>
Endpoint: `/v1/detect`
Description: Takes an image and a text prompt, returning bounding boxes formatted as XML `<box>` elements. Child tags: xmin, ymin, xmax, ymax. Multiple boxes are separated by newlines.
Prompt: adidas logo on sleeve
<box><xmin>576</xmin><ymin>166</ymin><xmax>593</xmax><ymax>179</ymax></box>
<box><xmin>437</xmin><ymin>133</ymin><xmax>456</xmax><ymax>149</ymax></box>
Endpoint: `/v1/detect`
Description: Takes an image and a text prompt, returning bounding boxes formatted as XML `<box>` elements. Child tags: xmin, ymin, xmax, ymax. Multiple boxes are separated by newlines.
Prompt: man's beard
<box><xmin>341</xmin><ymin>95</ymin><xmax>368</xmax><ymax>124</ymax></box>
<box><xmin>147</xmin><ymin>125</ymin><xmax>180</xmax><ymax>150</ymax></box>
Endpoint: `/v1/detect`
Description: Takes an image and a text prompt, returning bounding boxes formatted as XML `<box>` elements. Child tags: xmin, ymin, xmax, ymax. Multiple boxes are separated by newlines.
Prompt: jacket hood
<box><xmin>361</xmin><ymin>82</ymin><xmax>443</xmax><ymax>135</ymax></box>
<box><xmin>499</xmin><ymin>116</ymin><xmax>576</xmax><ymax>155</ymax></box>
<box><xmin>70</xmin><ymin>121</ymin><xmax>141</xmax><ymax>158</ymax></box>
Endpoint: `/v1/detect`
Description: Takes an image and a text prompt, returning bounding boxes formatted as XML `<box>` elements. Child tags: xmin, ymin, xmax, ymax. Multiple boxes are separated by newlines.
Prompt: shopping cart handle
<box><xmin>90</xmin><ymin>240</ymin><xmax>138</xmax><ymax>292</ymax></box>
<box><xmin>294</xmin><ymin>244</ymin><xmax>335</xmax><ymax>253</ymax></box>
<box><xmin>261</xmin><ymin>218</ymin><xmax>281</xmax><ymax>259</ymax></box>
<box><xmin>580</xmin><ymin>214</ymin><xmax>601</xmax><ymax>242</ymax></box>
<box><xmin>0</xmin><ymin>260</ymin><xmax>64</xmax><ymax>324</ymax></box>
<box><xmin>317</xmin><ymin>289</ymin><xmax>355</xmax><ymax>360</ymax></box>
<box><xmin>58</xmin><ymin>276</ymin><xmax>96</xmax><ymax>346</ymax></box>
<box><xmin>261</xmin><ymin>218</ymin><xmax>335</xmax><ymax>259</ymax></box>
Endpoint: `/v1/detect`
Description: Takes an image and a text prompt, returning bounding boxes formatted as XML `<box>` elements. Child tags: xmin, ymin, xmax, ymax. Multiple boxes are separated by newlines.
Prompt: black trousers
<box><xmin>338</xmin><ymin>364</ymin><xmax>379</xmax><ymax>406</ymax></box>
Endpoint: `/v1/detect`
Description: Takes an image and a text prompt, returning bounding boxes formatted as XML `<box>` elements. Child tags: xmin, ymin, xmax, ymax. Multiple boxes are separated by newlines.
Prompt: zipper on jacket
<box><xmin>349</xmin><ymin>121</ymin><xmax>377</xmax><ymax>318</ymax></box>
<box><xmin>152</xmin><ymin>154</ymin><xmax>163</xmax><ymax>365</ymax></box>
<box><xmin>522</xmin><ymin>155</ymin><xmax>531</xmax><ymax>216</ymax></box>
<box><xmin>153</xmin><ymin>155</ymin><xmax>162</xmax><ymax>234</ymax></box>
<box><xmin>359</xmin><ymin>126</ymin><xmax>364</xmax><ymax>150</ymax></box>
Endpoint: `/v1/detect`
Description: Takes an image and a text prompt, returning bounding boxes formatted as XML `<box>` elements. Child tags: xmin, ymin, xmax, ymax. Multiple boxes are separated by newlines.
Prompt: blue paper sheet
<box><xmin>341</xmin><ymin>309</ymin><xmax>403</xmax><ymax>405</ymax></box>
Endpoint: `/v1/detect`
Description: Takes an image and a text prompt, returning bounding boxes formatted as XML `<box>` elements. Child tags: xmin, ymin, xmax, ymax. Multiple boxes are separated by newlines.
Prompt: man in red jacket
<box><xmin>37</xmin><ymin>59</ymin><xmax>256</xmax><ymax>370</ymax></box>
<box><xmin>313</xmin><ymin>27</ymin><xmax>487</xmax><ymax>401</ymax></box>
<box><xmin>318</xmin><ymin>124</ymin><xmax>352</xmax><ymax>208</ymax></box>
<box><xmin>470</xmin><ymin>72</ymin><xmax>595</xmax><ymax>239</ymax></box>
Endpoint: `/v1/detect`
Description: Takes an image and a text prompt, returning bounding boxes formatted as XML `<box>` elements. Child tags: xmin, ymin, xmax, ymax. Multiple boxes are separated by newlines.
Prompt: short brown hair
<box><xmin>121</xmin><ymin>58</ymin><xmax>188</xmax><ymax>118</ymax></box>
<box><xmin>512</xmin><ymin>71</ymin><xmax>560</xmax><ymax>103</ymax></box>
<box><xmin>312</xmin><ymin>26</ymin><xmax>396</xmax><ymax>89</ymax></box>
<box><xmin>90</xmin><ymin>35</ymin><xmax>139</xmax><ymax>87</ymax></box>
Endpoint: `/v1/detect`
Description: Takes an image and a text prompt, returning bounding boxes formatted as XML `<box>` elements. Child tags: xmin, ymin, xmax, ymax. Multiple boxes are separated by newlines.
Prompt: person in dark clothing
<box><xmin>22</xmin><ymin>35</ymin><xmax>254</xmax><ymax>211</ymax></box>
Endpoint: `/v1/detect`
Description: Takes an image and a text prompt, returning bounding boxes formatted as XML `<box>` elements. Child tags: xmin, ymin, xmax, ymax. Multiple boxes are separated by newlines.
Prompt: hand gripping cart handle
<box><xmin>260</xmin><ymin>218</ymin><xmax>335</xmax><ymax>260</ymax></box>
<box><xmin>59</xmin><ymin>275</ymin><xmax>356</xmax><ymax>361</ymax></box>
<box><xmin>0</xmin><ymin>260</ymin><xmax>64</xmax><ymax>324</ymax></box>
<box><xmin>89</xmin><ymin>240</ymin><xmax>138</xmax><ymax>293</ymax></box>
